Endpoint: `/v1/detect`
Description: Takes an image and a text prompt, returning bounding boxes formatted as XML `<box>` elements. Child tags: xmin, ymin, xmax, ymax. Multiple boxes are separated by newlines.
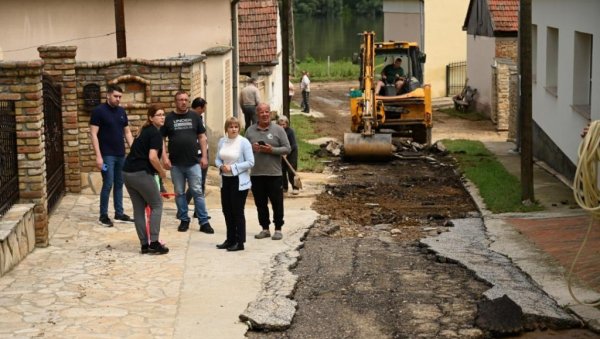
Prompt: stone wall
<box><xmin>492</xmin><ymin>58</ymin><xmax>517</xmax><ymax>132</ymax></box>
<box><xmin>495</xmin><ymin>38</ymin><xmax>518</xmax><ymax>62</ymax></box>
<box><xmin>74</xmin><ymin>56</ymin><xmax>205</xmax><ymax>174</ymax></box>
<box><xmin>0</xmin><ymin>204</ymin><xmax>35</xmax><ymax>277</ymax></box>
<box><xmin>0</xmin><ymin>60</ymin><xmax>49</xmax><ymax>246</ymax></box>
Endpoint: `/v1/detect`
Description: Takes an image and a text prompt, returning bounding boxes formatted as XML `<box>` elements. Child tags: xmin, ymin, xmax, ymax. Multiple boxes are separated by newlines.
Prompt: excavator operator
<box><xmin>375</xmin><ymin>57</ymin><xmax>405</xmax><ymax>96</ymax></box>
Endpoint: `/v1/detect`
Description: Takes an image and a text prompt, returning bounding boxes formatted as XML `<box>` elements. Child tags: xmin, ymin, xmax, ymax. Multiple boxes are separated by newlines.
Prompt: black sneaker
<box><xmin>141</xmin><ymin>244</ymin><xmax>149</xmax><ymax>254</ymax></box>
<box><xmin>98</xmin><ymin>215</ymin><xmax>114</xmax><ymax>227</ymax></box>
<box><xmin>178</xmin><ymin>220</ymin><xmax>190</xmax><ymax>232</ymax></box>
<box><xmin>148</xmin><ymin>241</ymin><xmax>169</xmax><ymax>255</ymax></box>
<box><xmin>114</xmin><ymin>214</ymin><xmax>135</xmax><ymax>223</ymax></box>
<box><xmin>200</xmin><ymin>222</ymin><xmax>214</xmax><ymax>234</ymax></box>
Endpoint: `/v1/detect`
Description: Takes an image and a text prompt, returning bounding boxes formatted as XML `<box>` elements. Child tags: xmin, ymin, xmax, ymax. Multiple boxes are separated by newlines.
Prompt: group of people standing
<box><xmin>90</xmin><ymin>83</ymin><xmax>299</xmax><ymax>255</ymax></box>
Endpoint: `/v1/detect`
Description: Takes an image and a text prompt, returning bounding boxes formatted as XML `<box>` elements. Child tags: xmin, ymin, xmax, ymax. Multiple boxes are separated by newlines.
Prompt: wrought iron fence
<box><xmin>446</xmin><ymin>61</ymin><xmax>467</xmax><ymax>97</ymax></box>
<box><xmin>0</xmin><ymin>101</ymin><xmax>19</xmax><ymax>217</ymax></box>
<box><xmin>43</xmin><ymin>76</ymin><xmax>65</xmax><ymax>213</ymax></box>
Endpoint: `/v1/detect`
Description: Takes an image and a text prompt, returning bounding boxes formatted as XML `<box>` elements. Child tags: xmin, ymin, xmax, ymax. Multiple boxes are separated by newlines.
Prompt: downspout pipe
<box><xmin>231</xmin><ymin>0</ymin><xmax>241</xmax><ymax>117</ymax></box>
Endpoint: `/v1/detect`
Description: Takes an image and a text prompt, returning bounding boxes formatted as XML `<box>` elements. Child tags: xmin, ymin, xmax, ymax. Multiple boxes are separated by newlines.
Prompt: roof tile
<box><xmin>238</xmin><ymin>0</ymin><xmax>279</xmax><ymax>64</ymax></box>
<box><xmin>488</xmin><ymin>0</ymin><xmax>519</xmax><ymax>32</ymax></box>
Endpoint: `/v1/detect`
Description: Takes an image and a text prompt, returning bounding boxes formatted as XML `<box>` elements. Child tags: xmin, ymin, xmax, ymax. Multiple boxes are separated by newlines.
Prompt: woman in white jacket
<box><xmin>215</xmin><ymin>117</ymin><xmax>255</xmax><ymax>251</ymax></box>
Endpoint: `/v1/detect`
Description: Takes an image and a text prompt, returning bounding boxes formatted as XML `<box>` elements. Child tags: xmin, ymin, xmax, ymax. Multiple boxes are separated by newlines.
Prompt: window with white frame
<box><xmin>545</xmin><ymin>27</ymin><xmax>558</xmax><ymax>96</ymax></box>
<box><xmin>572</xmin><ymin>31</ymin><xmax>592</xmax><ymax>117</ymax></box>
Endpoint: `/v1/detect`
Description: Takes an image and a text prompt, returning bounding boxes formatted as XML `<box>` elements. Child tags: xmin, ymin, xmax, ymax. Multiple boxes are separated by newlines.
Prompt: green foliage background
<box><xmin>290</xmin><ymin>0</ymin><xmax>382</xmax><ymax>17</ymax></box>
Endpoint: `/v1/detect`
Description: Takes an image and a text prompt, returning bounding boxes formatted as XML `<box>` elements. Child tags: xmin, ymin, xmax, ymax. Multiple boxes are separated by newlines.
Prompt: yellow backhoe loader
<box><xmin>344</xmin><ymin>32</ymin><xmax>432</xmax><ymax>160</ymax></box>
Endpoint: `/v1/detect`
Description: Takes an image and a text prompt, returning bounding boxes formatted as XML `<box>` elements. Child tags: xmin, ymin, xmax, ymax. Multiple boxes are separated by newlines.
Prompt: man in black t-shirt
<box><xmin>161</xmin><ymin>91</ymin><xmax>213</xmax><ymax>233</ymax></box>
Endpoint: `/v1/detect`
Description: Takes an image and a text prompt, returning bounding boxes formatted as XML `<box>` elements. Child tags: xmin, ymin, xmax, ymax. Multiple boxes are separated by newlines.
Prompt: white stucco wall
<box><xmin>423</xmin><ymin>0</ymin><xmax>470</xmax><ymax>98</ymax></box>
<box><xmin>466</xmin><ymin>35</ymin><xmax>496</xmax><ymax>116</ymax></box>
<box><xmin>0</xmin><ymin>0</ymin><xmax>231</xmax><ymax>61</ymax></box>
<box><xmin>532</xmin><ymin>0</ymin><xmax>600</xmax><ymax>164</ymax></box>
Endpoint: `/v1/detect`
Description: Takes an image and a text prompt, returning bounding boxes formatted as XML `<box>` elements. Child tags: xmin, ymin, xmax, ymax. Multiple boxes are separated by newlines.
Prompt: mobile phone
<box><xmin>258</xmin><ymin>141</ymin><xmax>266</xmax><ymax>146</ymax></box>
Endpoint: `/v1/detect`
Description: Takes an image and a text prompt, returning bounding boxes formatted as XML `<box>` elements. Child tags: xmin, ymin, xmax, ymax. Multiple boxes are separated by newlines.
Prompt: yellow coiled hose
<box><xmin>571</xmin><ymin>120</ymin><xmax>600</xmax><ymax>306</ymax></box>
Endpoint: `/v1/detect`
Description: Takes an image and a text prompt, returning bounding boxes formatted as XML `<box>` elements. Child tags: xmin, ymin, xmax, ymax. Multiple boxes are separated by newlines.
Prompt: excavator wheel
<box><xmin>343</xmin><ymin>132</ymin><xmax>393</xmax><ymax>161</ymax></box>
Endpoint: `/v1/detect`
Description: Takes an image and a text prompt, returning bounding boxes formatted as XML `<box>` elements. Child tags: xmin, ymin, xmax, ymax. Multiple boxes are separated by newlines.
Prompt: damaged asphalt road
<box><xmin>242</xmin><ymin>149</ymin><xmax>588</xmax><ymax>338</ymax></box>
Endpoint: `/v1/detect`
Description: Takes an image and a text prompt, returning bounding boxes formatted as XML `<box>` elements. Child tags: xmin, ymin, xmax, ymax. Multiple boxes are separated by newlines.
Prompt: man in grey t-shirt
<box><xmin>245</xmin><ymin>103</ymin><xmax>291</xmax><ymax>241</ymax></box>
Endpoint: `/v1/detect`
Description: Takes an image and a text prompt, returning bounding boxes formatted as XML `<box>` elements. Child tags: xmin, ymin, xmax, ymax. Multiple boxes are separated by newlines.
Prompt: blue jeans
<box><xmin>100</xmin><ymin>155</ymin><xmax>125</xmax><ymax>217</ymax></box>
<box><xmin>171</xmin><ymin>164</ymin><xmax>210</xmax><ymax>224</ymax></box>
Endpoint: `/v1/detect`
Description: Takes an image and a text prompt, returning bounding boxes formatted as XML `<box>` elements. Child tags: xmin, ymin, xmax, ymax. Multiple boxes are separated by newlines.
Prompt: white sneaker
<box><xmin>272</xmin><ymin>231</ymin><xmax>283</xmax><ymax>240</ymax></box>
<box><xmin>291</xmin><ymin>189</ymin><xmax>299</xmax><ymax>195</ymax></box>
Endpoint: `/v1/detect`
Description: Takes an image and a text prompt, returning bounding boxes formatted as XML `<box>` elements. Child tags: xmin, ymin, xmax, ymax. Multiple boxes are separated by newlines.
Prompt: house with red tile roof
<box><xmin>237</xmin><ymin>0</ymin><xmax>284</xmax><ymax>120</ymax></box>
<box><xmin>462</xmin><ymin>0</ymin><xmax>519</xmax><ymax>120</ymax></box>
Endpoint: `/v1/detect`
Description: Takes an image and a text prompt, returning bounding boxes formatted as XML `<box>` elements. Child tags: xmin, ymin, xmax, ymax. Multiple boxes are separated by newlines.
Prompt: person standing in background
<box><xmin>288</xmin><ymin>79</ymin><xmax>295</xmax><ymax>108</ymax></box>
<box><xmin>161</xmin><ymin>91</ymin><xmax>213</xmax><ymax>234</ymax></box>
<box><xmin>277</xmin><ymin>116</ymin><xmax>299</xmax><ymax>195</ymax></box>
<box><xmin>90</xmin><ymin>84</ymin><xmax>135</xmax><ymax>227</ymax></box>
<box><xmin>245</xmin><ymin>103</ymin><xmax>291</xmax><ymax>241</ymax></box>
<box><xmin>239</xmin><ymin>78</ymin><xmax>261</xmax><ymax>131</ymax></box>
<box><xmin>186</xmin><ymin>97</ymin><xmax>208</xmax><ymax>206</ymax></box>
<box><xmin>122</xmin><ymin>105</ymin><xmax>169</xmax><ymax>254</ymax></box>
<box><xmin>300</xmin><ymin>71</ymin><xmax>311</xmax><ymax>113</ymax></box>
<box><xmin>215</xmin><ymin>117</ymin><xmax>254</xmax><ymax>252</ymax></box>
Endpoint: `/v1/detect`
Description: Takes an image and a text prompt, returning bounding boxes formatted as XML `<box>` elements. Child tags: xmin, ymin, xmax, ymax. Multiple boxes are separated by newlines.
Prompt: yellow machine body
<box><xmin>344</xmin><ymin>32</ymin><xmax>432</xmax><ymax>160</ymax></box>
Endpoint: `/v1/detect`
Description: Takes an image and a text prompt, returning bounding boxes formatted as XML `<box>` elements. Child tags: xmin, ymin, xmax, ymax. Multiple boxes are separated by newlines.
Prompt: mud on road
<box><xmin>248</xmin><ymin>82</ymin><xmax>493</xmax><ymax>338</ymax></box>
<box><xmin>248</xmin><ymin>82</ymin><xmax>596</xmax><ymax>338</ymax></box>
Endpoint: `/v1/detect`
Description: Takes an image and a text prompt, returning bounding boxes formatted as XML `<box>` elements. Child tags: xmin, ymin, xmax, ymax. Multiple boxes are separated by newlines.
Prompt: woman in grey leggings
<box><xmin>122</xmin><ymin>105</ymin><xmax>169</xmax><ymax>254</ymax></box>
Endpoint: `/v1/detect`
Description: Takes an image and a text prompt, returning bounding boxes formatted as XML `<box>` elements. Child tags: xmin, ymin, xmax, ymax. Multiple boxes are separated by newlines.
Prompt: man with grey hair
<box><xmin>239</xmin><ymin>77</ymin><xmax>261</xmax><ymax>131</ymax></box>
<box><xmin>245</xmin><ymin>103</ymin><xmax>291</xmax><ymax>240</ymax></box>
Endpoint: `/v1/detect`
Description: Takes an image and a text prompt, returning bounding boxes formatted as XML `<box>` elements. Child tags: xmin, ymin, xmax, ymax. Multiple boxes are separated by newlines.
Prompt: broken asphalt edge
<box><xmin>239</xmin><ymin>215</ymin><xmax>328</xmax><ymax>331</ymax></box>
<box><xmin>421</xmin><ymin>171</ymin><xmax>600</xmax><ymax>333</ymax></box>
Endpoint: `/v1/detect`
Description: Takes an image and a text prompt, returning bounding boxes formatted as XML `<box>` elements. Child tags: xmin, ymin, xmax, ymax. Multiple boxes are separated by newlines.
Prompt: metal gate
<box><xmin>0</xmin><ymin>101</ymin><xmax>19</xmax><ymax>217</ymax></box>
<box><xmin>43</xmin><ymin>75</ymin><xmax>65</xmax><ymax>213</ymax></box>
<box><xmin>446</xmin><ymin>61</ymin><xmax>467</xmax><ymax>97</ymax></box>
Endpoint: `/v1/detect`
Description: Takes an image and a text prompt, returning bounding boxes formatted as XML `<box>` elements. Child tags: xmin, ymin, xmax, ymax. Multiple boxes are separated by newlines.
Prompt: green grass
<box><xmin>290</xmin><ymin>114</ymin><xmax>325</xmax><ymax>172</ymax></box>
<box><xmin>439</xmin><ymin>107</ymin><xmax>487</xmax><ymax>121</ymax></box>
<box><xmin>442</xmin><ymin>139</ymin><xmax>543</xmax><ymax>213</ymax></box>
<box><xmin>295</xmin><ymin>58</ymin><xmax>359</xmax><ymax>81</ymax></box>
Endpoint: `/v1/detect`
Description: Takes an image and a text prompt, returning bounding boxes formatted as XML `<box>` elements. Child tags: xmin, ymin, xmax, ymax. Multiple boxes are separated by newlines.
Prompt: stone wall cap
<box><xmin>202</xmin><ymin>46</ymin><xmax>232</xmax><ymax>56</ymax></box>
<box><xmin>0</xmin><ymin>60</ymin><xmax>44</xmax><ymax>69</ymax></box>
<box><xmin>76</xmin><ymin>55</ymin><xmax>205</xmax><ymax>69</ymax></box>
<box><xmin>38</xmin><ymin>46</ymin><xmax>78</xmax><ymax>52</ymax></box>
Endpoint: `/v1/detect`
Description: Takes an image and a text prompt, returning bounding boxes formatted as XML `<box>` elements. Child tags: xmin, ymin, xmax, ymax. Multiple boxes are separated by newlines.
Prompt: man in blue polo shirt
<box><xmin>90</xmin><ymin>84</ymin><xmax>135</xmax><ymax>227</ymax></box>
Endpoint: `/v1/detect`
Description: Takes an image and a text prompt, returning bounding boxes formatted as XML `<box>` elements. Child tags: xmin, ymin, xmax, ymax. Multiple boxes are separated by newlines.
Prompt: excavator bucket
<box><xmin>343</xmin><ymin>132</ymin><xmax>393</xmax><ymax>160</ymax></box>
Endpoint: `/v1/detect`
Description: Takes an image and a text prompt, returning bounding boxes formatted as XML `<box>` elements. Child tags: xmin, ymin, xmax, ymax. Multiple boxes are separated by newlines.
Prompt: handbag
<box><xmin>282</xmin><ymin>156</ymin><xmax>302</xmax><ymax>190</ymax></box>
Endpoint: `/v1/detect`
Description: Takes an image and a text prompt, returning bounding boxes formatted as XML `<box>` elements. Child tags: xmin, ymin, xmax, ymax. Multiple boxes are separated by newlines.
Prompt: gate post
<box><xmin>0</xmin><ymin>61</ymin><xmax>48</xmax><ymax>246</ymax></box>
<box><xmin>38</xmin><ymin>46</ymin><xmax>80</xmax><ymax>193</ymax></box>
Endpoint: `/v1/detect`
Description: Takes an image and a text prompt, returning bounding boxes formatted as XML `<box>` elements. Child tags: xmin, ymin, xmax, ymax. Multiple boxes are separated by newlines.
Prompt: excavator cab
<box><xmin>345</xmin><ymin>32</ymin><xmax>432</xmax><ymax>160</ymax></box>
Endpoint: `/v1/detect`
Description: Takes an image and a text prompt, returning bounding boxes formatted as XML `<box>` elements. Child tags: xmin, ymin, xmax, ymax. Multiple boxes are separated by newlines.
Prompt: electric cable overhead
<box><xmin>3</xmin><ymin>32</ymin><xmax>116</xmax><ymax>53</ymax></box>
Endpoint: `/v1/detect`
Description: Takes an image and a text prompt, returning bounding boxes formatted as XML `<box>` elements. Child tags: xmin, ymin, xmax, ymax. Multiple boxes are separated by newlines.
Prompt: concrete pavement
<box><xmin>0</xmin><ymin>168</ymin><xmax>327</xmax><ymax>338</ymax></box>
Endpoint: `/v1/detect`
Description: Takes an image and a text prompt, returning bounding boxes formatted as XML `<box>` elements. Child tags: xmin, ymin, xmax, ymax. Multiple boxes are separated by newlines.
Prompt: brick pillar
<box><xmin>38</xmin><ymin>46</ymin><xmax>81</xmax><ymax>193</ymax></box>
<box><xmin>493</xmin><ymin>59</ymin><xmax>517</xmax><ymax>132</ymax></box>
<box><xmin>0</xmin><ymin>61</ymin><xmax>48</xmax><ymax>246</ymax></box>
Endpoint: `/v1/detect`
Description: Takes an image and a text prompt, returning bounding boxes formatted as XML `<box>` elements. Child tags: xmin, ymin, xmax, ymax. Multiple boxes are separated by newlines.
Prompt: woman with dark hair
<box><xmin>215</xmin><ymin>117</ymin><xmax>254</xmax><ymax>251</ymax></box>
<box><xmin>122</xmin><ymin>105</ymin><xmax>169</xmax><ymax>254</ymax></box>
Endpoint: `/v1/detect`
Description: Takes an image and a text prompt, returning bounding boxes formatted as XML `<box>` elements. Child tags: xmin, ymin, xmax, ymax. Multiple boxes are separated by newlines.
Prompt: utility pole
<box><xmin>281</xmin><ymin>0</ymin><xmax>290</xmax><ymax>119</ymax></box>
<box><xmin>519</xmin><ymin>0</ymin><xmax>534</xmax><ymax>202</ymax></box>
<box><xmin>114</xmin><ymin>0</ymin><xmax>127</xmax><ymax>58</ymax></box>
<box><xmin>289</xmin><ymin>0</ymin><xmax>297</xmax><ymax>76</ymax></box>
